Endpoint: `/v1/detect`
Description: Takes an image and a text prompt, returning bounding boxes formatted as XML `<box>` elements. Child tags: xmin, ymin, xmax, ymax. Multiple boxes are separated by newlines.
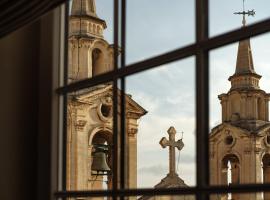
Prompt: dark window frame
<box><xmin>55</xmin><ymin>0</ymin><xmax>270</xmax><ymax>199</ymax></box>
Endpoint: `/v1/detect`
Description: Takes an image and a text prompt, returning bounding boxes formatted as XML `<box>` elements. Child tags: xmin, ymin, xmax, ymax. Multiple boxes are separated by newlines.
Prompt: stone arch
<box><xmin>262</xmin><ymin>154</ymin><xmax>270</xmax><ymax>200</ymax></box>
<box><xmin>88</xmin><ymin>126</ymin><xmax>113</xmax><ymax>190</ymax></box>
<box><xmin>92</xmin><ymin>48</ymin><xmax>105</xmax><ymax>76</ymax></box>
<box><xmin>221</xmin><ymin>154</ymin><xmax>240</xmax><ymax>200</ymax></box>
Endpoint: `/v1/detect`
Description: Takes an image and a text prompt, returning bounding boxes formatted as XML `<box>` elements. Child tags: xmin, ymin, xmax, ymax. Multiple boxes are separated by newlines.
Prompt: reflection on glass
<box><xmin>209</xmin><ymin>4</ymin><xmax>270</xmax><ymax>197</ymax></box>
<box><xmin>66</xmin><ymin>83</ymin><xmax>114</xmax><ymax>191</ymax></box>
<box><xmin>68</xmin><ymin>0</ymin><xmax>114</xmax><ymax>83</ymax></box>
<box><xmin>126</xmin><ymin>58</ymin><xmax>196</xmax><ymax>189</ymax></box>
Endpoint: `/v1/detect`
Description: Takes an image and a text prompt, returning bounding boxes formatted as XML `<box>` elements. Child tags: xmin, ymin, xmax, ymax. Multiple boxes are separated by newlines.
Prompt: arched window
<box><xmin>221</xmin><ymin>154</ymin><xmax>240</xmax><ymax>200</ymax></box>
<box><xmin>91</xmin><ymin>131</ymin><xmax>112</xmax><ymax>190</ymax></box>
<box><xmin>92</xmin><ymin>48</ymin><xmax>104</xmax><ymax>76</ymax></box>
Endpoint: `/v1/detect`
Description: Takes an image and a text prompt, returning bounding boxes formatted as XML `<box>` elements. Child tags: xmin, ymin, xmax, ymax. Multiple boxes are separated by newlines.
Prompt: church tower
<box><xmin>209</xmin><ymin>8</ymin><xmax>270</xmax><ymax>200</ymax></box>
<box><xmin>68</xmin><ymin>0</ymin><xmax>114</xmax><ymax>82</ymax></box>
<box><xmin>66</xmin><ymin>0</ymin><xmax>147</xmax><ymax>195</ymax></box>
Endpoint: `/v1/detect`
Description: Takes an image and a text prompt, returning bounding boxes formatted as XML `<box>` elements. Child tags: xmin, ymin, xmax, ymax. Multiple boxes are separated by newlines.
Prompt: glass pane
<box><xmin>210</xmin><ymin>0</ymin><xmax>270</xmax><ymax>37</ymax></box>
<box><xmin>66</xmin><ymin>83</ymin><xmax>114</xmax><ymax>191</ymax></box>
<box><xmin>209</xmin><ymin>33</ymin><xmax>270</xmax><ymax>186</ymax></box>
<box><xmin>126</xmin><ymin>0</ymin><xmax>195</xmax><ymax>65</ymax></box>
<box><xmin>126</xmin><ymin>58</ymin><xmax>196</xmax><ymax>189</ymax></box>
<box><xmin>68</xmin><ymin>0</ymin><xmax>114</xmax><ymax>84</ymax></box>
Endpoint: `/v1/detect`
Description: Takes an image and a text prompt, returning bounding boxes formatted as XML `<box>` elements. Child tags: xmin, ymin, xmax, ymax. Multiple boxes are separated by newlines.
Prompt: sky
<box><xmin>77</xmin><ymin>0</ymin><xmax>270</xmax><ymax>188</ymax></box>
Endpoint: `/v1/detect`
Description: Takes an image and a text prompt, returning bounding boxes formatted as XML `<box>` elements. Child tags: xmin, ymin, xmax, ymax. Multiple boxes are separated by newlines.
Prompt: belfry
<box><xmin>210</xmin><ymin>3</ymin><xmax>270</xmax><ymax>200</ymax></box>
<box><xmin>66</xmin><ymin>0</ymin><xmax>147</xmax><ymax>196</ymax></box>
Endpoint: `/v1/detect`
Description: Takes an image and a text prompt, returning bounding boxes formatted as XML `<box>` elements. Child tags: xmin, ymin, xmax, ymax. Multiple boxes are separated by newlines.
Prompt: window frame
<box><xmin>54</xmin><ymin>0</ymin><xmax>270</xmax><ymax>199</ymax></box>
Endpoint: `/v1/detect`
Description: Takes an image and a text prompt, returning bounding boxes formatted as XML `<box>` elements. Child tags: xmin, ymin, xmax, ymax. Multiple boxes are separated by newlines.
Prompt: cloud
<box><xmin>138</xmin><ymin>165</ymin><xmax>167</xmax><ymax>176</ymax></box>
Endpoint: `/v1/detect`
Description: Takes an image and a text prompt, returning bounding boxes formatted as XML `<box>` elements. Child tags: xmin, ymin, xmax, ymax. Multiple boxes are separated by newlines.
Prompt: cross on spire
<box><xmin>234</xmin><ymin>0</ymin><xmax>255</xmax><ymax>26</ymax></box>
<box><xmin>159</xmin><ymin>127</ymin><xmax>184</xmax><ymax>175</ymax></box>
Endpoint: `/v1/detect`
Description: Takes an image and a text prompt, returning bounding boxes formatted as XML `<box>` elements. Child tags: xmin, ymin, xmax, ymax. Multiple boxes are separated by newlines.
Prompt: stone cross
<box><xmin>159</xmin><ymin>126</ymin><xmax>184</xmax><ymax>175</ymax></box>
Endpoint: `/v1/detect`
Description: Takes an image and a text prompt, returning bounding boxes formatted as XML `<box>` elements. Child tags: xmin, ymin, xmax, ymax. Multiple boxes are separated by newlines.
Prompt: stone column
<box><xmin>253</xmin><ymin>95</ymin><xmax>258</xmax><ymax>120</ymax></box>
<box><xmin>127</xmin><ymin>127</ymin><xmax>138</xmax><ymax>189</ymax></box>
<box><xmin>221</xmin><ymin>99</ymin><xmax>227</xmax><ymax>122</ymax></box>
<box><xmin>247</xmin><ymin>96</ymin><xmax>252</xmax><ymax>119</ymax></box>
<box><xmin>265</xmin><ymin>98</ymin><xmax>269</xmax><ymax>121</ymax></box>
<box><xmin>75</xmin><ymin>118</ymin><xmax>89</xmax><ymax>190</ymax></box>
<box><xmin>240</xmin><ymin>94</ymin><xmax>247</xmax><ymax>119</ymax></box>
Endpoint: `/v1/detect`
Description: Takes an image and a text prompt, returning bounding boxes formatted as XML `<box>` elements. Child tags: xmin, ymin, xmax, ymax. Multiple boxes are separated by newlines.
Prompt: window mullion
<box><xmin>113</xmin><ymin>0</ymin><xmax>120</xmax><ymax>196</ymax></box>
<box><xmin>120</xmin><ymin>0</ymin><xmax>127</xmax><ymax>192</ymax></box>
<box><xmin>196</xmin><ymin>0</ymin><xmax>209</xmax><ymax>199</ymax></box>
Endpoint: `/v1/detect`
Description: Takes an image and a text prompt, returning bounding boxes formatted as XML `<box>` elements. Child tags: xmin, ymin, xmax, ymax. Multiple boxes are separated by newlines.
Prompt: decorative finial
<box><xmin>234</xmin><ymin>0</ymin><xmax>255</xmax><ymax>27</ymax></box>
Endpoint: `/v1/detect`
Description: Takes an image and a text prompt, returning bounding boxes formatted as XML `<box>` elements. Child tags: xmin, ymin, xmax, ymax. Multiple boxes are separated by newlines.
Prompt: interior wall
<box><xmin>0</xmin><ymin>22</ymin><xmax>40</xmax><ymax>199</ymax></box>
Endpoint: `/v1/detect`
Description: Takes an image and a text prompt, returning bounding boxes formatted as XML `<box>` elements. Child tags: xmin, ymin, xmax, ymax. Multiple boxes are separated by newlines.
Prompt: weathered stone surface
<box><xmin>210</xmin><ymin>21</ymin><xmax>270</xmax><ymax>200</ymax></box>
<box><xmin>66</xmin><ymin>1</ymin><xmax>147</xmax><ymax>195</ymax></box>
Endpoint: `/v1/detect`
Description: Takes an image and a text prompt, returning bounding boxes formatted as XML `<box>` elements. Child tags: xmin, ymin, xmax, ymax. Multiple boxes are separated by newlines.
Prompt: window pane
<box><xmin>66</xmin><ymin>83</ymin><xmax>114</xmax><ymax>191</ymax></box>
<box><xmin>68</xmin><ymin>0</ymin><xmax>114</xmax><ymax>84</ymax></box>
<box><xmin>126</xmin><ymin>0</ymin><xmax>195</xmax><ymax>65</ymax></box>
<box><xmin>210</xmin><ymin>0</ymin><xmax>270</xmax><ymax>37</ymax></box>
<box><xmin>209</xmin><ymin>33</ymin><xmax>270</xmax><ymax>186</ymax></box>
<box><xmin>126</xmin><ymin>58</ymin><xmax>196</xmax><ymax>189</ymax></box>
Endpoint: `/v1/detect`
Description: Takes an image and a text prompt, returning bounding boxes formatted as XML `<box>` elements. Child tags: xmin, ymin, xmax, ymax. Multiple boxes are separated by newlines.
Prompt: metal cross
<box><xmin>159</xmin><ymin>126</ymin><xmax>184</xmax><ymax>175</ymax></box>
<box><xmin>234</xmin><ymin>0</ymin><xmax>255</xmax><ymax>26</ymax></box>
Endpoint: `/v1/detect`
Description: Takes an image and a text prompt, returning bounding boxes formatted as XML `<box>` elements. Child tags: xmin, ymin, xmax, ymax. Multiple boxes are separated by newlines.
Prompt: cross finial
<box><xmin>159</xmin><ymin>126</ymin><xmax>184</xmax><ymax>175</ymax></box>
<box><xmin>234</xmin><ymin>0</ymin><xmax>255</xmax><ymax>27</ymax></box>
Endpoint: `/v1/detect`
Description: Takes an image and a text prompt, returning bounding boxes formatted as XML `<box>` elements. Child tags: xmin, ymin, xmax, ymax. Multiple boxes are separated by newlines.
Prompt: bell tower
<box><xmin>66</xmin><ymin>0</ymin><xmax>147</xmax><ymax>196</ymax></box>
<box><xmin>68</xmin><ymin>0</ymin><xmax>114</xmax><ymax>82</ymax></box>
<box><xmin>210</xmin><ymin>3</ymin><xmax>270</xmax><ymax>200</ymax></box>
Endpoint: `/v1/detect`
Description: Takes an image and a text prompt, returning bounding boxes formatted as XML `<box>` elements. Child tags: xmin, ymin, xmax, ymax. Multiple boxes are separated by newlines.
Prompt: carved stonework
<box><xmin>128</xmin><ymin>128</ymin><xmax>138</xmax><ymax>137</ymax></box>
<box><xmin>244</xmin><ymin>147</ymin><xmax>252</xmax><ymax>154</ymax></box>
<box><xmin>75</xmin><ymin>120</ymin><xmax>87</xmax><ymax>131</ymax></box>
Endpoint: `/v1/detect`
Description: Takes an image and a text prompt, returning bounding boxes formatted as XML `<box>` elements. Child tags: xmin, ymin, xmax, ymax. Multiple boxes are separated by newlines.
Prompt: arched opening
<box><xmin>92</xmin><ymin>48</ymin><xmax>104</xmax><ymax>76</ymax></box>
<box><xmin>90</xmin><ymin>131</ymin><xmax>112</xmax><ymax>190</ymax></box>
<box><xmin>221</xmin><ymin>154</ymin><xmax>240</xmax><ymax>200</ymax></box>
<box><xmin>263</xmin><ymin>154</ymin><xmax>270</xmax><ymax>200</ymax></box>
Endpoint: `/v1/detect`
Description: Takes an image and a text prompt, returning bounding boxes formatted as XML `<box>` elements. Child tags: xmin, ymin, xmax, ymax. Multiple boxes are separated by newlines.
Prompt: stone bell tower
<box><xmin>66</xmin><ymin>0</ymin><xmax>147</xmax><ymax>194</ymax></box>
<box><xmin>209</xmin><ymin>7</ymin><xmax>270</xmax><ymax>200</ymax></box>
<box><xmin>68</xmin><ymin>0</ymin><xmax>114</xmax><ymax>81</ymax></box>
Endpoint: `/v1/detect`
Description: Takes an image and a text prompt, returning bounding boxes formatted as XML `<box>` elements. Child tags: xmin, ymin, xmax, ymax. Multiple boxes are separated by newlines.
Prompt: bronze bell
<box><xmin>91</xmin><ymin>144</ymin><xmax>111</xmax><ymax>175</ymax></box>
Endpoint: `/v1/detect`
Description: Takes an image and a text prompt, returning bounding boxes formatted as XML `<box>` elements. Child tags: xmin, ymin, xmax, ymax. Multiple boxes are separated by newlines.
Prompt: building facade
<box><xmin>66</xmin><ymin>0</ymin><xmax>147</xmax><ymax>194</ymax></box>
<box><xmin>209</xmin><ymin>19</ymin><xmax>270</xmax><ymax>200</ymax></box>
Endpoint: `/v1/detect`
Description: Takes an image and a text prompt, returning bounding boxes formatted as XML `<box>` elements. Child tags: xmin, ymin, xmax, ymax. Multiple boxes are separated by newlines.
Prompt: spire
<box><xmin>233</xmin><ymin>0</ymin><xmax>256</xmax><ymax>76</ymax></box>
<box><xmin>71</xmin><ymin>0</ymin><xmax>97</xmax><ymax>17</ymax></box>
<box><xmin>233</xmin><ymin>3</ymin><xmax>256</xmax><ymax>76</ymax></box>
<box><xmin>229</xmin><ymin>1</ymin><xmax>260</xmax><ymax>90</ymax></box>
<box><xmin>234</xmin><ymin>38</ymin><xmax>255</xmax><ymax>75</ymax></box>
